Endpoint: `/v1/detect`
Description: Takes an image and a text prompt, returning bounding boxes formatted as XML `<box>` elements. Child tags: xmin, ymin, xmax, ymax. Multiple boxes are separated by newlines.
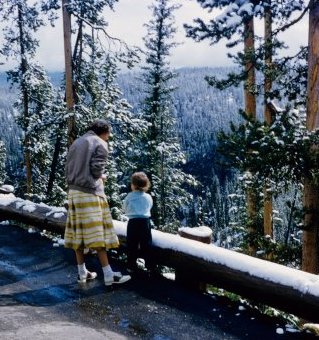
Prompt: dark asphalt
<box><xmin>0</xmin><ymin>224</ymin><xmax>317</xmax><ymax>340</ymax></box>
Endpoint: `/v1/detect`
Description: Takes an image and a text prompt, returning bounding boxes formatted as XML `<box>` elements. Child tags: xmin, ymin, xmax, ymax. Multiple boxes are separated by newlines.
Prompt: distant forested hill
<box><xmin>0</xmin><ymin>67</ymin><xmax>243</xmax><ymax>181</ymax></box>
<box><xmin>117</xmin><ymin>67</ymin><xmax>244</xmax><ymax>161</ymax></box>
<box><xmin>0</xmin><ymin>67</ymin><xmax>245</xmax><ymax>233</ymax></box>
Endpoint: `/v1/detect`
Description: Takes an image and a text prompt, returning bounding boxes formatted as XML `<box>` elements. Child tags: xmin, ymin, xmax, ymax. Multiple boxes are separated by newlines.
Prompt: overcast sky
<box><xmin>0</xmin><ymin>0</ymin><xmax>308</xmax><ymax>72</ymax></box>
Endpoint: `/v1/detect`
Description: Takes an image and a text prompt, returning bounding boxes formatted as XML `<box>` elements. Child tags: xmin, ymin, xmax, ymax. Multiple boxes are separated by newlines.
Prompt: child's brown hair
<box><xmin>131</xmin><ymin>172</ymin><xmax>150</xmax><ymax>192</ymax></box>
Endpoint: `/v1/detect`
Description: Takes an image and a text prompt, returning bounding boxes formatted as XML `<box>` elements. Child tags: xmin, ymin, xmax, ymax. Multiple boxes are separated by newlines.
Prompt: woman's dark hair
<box><xmin>131</xmin><ymin>172</ymin><xmax>150</xmax><ymax>192</ymax></box>
<box><xmin>87</xmin><ymin>119</ymin><xmax>110</xmax><ymax>136</ymax></box>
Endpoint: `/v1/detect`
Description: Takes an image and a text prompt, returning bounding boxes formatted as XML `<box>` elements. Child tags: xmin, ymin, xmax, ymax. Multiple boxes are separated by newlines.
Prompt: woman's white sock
<box><xmin>102</xmin><ymin>264</ymin><xmax>113</xmax><ymax>278</ymax></box>
<box><xmin>78</xmin><ymin>263</ymin><xmax>88</xmax><ymax>277</ymax></box>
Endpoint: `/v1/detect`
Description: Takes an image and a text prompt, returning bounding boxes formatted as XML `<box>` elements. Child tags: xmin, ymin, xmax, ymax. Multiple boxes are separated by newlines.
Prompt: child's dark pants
<box><xmin>126</xmin><ymin>217</ymin><xmax>153</xmax><ymax>270</ymax></box>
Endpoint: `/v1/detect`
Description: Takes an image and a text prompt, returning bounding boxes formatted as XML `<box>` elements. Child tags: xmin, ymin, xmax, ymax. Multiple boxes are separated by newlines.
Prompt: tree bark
<box><xmin>46</xmin><ymin>132</ymin><xmax>62</xmax><ymax>199</ymax></box>
<box><xmin>302</xmin><ymin>0</ymin><xmax>319</xmax><ymax>274</ymax></box>
<box><xmin>263</xmin><ymin>2</ymin><xmax>273</xmax><ymax>238</ymax></box>
<box><xmin>244</xmin><ymin>18</ymin><xmax>256</xmax><ymax>118</ymax></box>
<box><xmin>62</xmin><ymin>0</ymin><xmax>76</xmax><ymax>147</ymax></box>
<box><xmin>244</xmin><ymin>17</ymin><xmax>257</xmax><ymax>254</ymax></box>
<box><xmin>18</xmin><ymin>3</ymin><xmax>33</xmax><ymax>195</ymax></box>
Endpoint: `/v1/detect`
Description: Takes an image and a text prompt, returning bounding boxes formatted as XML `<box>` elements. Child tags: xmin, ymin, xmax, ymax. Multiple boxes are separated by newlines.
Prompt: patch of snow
<box><xmin>45</xmin><ymin>207</ymin><xmax>67</xmax><ymax>217</ymax></box>
<box><xmin>15</xmin><ymin>199</ymin><xmax>37</xmax><ymax>212</ymax></box>
<box><xmin>0</xmin><ymin>194</ymin><xmax>16</xmax><ymax>205</ymax></box>
<box><xmin>57</xmin><ymin>239</ymin><xmax>65</xmax><ymax>246</ymax></box>
<box><xmin>0</xmin><ymin>220</ymin><xmax>9</xmax><ymax>225</ymax></box>
<box><xmin>0</xmin><ymin>185</ymin><xmax>14</xmax><ymax>193</ymax></box>
<box><xmin>22</xmin><ymin>203</ymin><xmax>37</xmax><ymax>213</ymax></box>
<box><xmin>178</xmin><ymin>226</ymin><xmax>212</xmax><ymax>238</ymax></box>
<box><xmin>162</xmin><ymin>272</ymin><xmax>175</xmax><ymax>281</ymax></box>
<box><xmin>53</xmin><ymin>212</ymin><xmax>65</xmax><ymax>219</ymax></box>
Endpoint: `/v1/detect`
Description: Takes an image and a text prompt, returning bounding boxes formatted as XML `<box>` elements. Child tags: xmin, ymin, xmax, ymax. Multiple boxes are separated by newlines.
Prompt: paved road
<box><xmin>0</xmin><ymin>224</ymin><xmax>316</xmax><ymax>340</ymax></box>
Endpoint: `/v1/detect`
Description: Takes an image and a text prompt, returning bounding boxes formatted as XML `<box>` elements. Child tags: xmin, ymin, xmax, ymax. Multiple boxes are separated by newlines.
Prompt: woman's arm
<box><xmin>90</xmin><ymin>143</ymin><xmax>108</xmax><ymax>179</ymax></box>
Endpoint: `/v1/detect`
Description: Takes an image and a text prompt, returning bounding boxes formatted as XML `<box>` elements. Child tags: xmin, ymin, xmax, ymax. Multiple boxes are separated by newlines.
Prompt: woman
<box><xmin>64</xmin><ymin>119</ymin><xmax>130</xmax><ymax>286</ymax></box>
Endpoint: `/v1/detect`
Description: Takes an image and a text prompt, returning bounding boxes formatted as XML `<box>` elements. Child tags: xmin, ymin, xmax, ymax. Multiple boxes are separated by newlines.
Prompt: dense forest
<box><xmin>0</xmin><ymin>66</ymin><xmax>242</xmax><ymax>233</ymax></box>
<box><xmin>0</xmin><ymin>66</ymin><xmax>306</xmax><ymax>264</ymax></box>
<box><xmin>1</xmin><ymin>0</ymin><xmax>319</xmax><ymax>276</ymax></box>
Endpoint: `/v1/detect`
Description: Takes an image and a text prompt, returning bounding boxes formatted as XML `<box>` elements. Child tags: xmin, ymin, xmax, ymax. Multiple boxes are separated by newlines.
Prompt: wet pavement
<box><xmin>0</xmin><ymin>223</ymin><xmax>317</xmax><ymax>340</ymax></box>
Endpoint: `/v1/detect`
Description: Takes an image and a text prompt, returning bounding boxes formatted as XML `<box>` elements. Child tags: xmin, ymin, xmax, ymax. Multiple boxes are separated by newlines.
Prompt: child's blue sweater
<box><xmin>123</xmin><ymin>191</ymin><xmax>153</xmax><ymax>219</ymax></box>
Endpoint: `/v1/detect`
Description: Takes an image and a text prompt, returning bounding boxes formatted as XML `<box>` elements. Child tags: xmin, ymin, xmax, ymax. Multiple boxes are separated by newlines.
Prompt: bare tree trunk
<box><xmin>263</xmin><ymin>2</ymin><xmax>273</xmax><ymax>238</ymax></box>
<box><xmin>18</xmin><ymin>3</ymin><xmax>32</xmax><ymax>195</ymax></box>
<box><xmin>244</xmin><ymin>18</ymin><xmax>256</xmax><ymax>117</ymax></box>
<box><xmin>46</xmin><ymin>131</ymin><xmax>62</xmax><ymax>200</ymax></box>
<box><xmin>302</xmin><ymin>0</ymin><xmax>319</xmax><ymax>273</ymax></box>
<box><xmin>62</xmin><ymin>0</ymin><xmax>75</xmax><ymax>147</ymax></box>
<box><xmin>244</xmin><ymin>17</ymin><xmax>257</xmax><ymax>254</ymax></box>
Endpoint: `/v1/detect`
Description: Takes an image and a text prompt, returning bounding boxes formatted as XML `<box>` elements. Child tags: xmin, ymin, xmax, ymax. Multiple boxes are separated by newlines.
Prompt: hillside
<box><xmin>117</xmin><ymin>67</ymin><xmax>244</xmax><ymax>161</ymax></box>
<box><xmin>0</xmin><ymin>67</ymin><xmax>244</xmax><ymax>174</ymax></box>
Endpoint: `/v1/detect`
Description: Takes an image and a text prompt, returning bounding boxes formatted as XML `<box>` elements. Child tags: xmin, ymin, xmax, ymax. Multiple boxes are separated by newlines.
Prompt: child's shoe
<box><xmin>104</xmin><ymin>272</ymin><xmax>131</xmax><ymax>286</ymax></box>
<box><xmin>77</xmin><ymin>271</ymin><xmax>97</xmax><ymax>283</ymax></box>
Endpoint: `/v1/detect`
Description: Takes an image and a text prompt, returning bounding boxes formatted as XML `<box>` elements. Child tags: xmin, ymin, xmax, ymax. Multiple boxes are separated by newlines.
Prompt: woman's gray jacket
<box><xmin>66</xmin><ymin>131</ymin><xmax>108</xmax><ymax>197</ymax></box>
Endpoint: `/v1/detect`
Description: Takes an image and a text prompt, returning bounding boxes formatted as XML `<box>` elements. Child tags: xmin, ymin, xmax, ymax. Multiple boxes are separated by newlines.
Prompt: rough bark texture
<box><xmin>302</xmin><ymin>0</ymin><xmax>319</xmax><ymax>274</ymax></box>
<box><xmin>263</xmin><ymin>4</ymin><xmax>273</xmax><ymax>238</ymax></box>
<box><xmin>18</xmin><ymin>4</ymin><xmax>32</xmax><ymax>195</ymax></box>
<box><xmin>62</xmin><ymin>0</ymin><xmax>76</xmax><ymax>147</ymax></box>
<box><xmin>244</xmin><ymin>17</ymin><xmax>258</xmax><ymax>255</ymax></box>
<box><xmin>244</xmin><ymin>18</ymin><xmax>256</xmax><ymax>118</ymax></box>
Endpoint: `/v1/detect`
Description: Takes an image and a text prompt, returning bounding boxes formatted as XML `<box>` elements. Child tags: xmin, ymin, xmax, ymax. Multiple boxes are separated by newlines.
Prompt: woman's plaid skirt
<box><xmin>64</xmin><ymin>189</ymin><xmax>119</xmax><ymax>250</ymax></box>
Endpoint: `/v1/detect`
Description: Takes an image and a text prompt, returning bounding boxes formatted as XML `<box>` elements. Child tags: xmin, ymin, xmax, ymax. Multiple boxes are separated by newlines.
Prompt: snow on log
<box><xmin>178</xmin><ymin>226</ymin><xmax>212</xmax><ymax>244</ymax></box>
<box><xmin>0</xmin><ymin>194</ymin><xmax>66</xmax><ymax>234</ymax></box>
<box><xmin>1</xmin><ymin>195</ymin><xmax>319</xmax><ymax>322</ymax></box>
<box><xmin>115</xmin><ymin>221</ymin><xmax>319</xmax><ymax>322</ymax></box>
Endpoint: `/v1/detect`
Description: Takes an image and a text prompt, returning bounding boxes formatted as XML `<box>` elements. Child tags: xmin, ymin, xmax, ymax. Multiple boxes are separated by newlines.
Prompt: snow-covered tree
<box><xmin>185</xmin><ymin>0</ymin><xmax>308</xmax><ymax>249</ymax></box>
<box><xmin>140</xmin><ymin>0</ymin><xmax>196</xmax><ymax>230</ymax></box>
<box><xmin>185</xmin><ymin>0</ymin><xmax>307</xmax><ymax>104</ymax></box>
<box><xmin>218</xmin><ymin>103</ymin><xmax>319</xmax><ymax>261</ymax></box>
<box><xmin>58</xmin><ymin>0</ymin><xmax>144</xmax><ymax>216</ymax></box>
<box><xmin>0</xmin><ymin>0</ymin><xmax>60</xmax><ymax>199</ymax></box>
<box><xmin>0</xmin><ymin>141</ymin><xmax>7</xmax><ymax>185</ymax></box>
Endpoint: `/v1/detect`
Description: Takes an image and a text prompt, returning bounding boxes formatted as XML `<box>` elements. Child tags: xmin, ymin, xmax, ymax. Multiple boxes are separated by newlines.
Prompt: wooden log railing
<box><xmin>1</xmin><ymin>195</ymin><xmax>319</xmax><ymax>322</ymax></box>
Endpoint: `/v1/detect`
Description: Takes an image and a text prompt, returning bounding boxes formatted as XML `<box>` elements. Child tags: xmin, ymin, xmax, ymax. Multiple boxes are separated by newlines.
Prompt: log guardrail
<box><xmin>1</xmin><ymin>194</ymin><xmax>319</xmax><ymax>322</ymax></box>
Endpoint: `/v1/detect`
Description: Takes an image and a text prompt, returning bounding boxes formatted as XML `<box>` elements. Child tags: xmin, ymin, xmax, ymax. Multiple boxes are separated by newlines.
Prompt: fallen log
<box><xmin>1</xmin><ymin>195</ymin><xmax>319</xmax><ymax>322</ymax></box>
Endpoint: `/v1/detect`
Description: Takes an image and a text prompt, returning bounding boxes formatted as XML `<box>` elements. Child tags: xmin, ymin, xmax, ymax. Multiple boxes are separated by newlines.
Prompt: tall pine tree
<box><xmin>59</xmin><ymin>0</ymin><xmax>144</xmax><ymax>215</ymax></box>
<box><xmin>140</xmin><ymin>0</ymin><xmax>196</xmax><ymax>230</ymax></box>
<box><xmin>185</xmin><ymin>0</ymin><xmax>307</xmax><ymax>250</ymax></box>
<box><xmin>0</xmin><ymin>0</ymin><xmax>60</xmax><ymax>200</ymax></box>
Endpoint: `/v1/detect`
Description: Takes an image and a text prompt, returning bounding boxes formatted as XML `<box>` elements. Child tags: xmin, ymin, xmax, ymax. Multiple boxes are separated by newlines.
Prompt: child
<box><xmin>123</xmin><ymin>172</ymin><xmax>153</xmax><ymax>272</ymax></box>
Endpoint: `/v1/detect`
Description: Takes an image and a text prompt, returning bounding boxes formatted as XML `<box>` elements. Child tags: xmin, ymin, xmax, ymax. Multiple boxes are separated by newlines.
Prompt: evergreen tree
<box><xmin>140</xmin><ymin>0</ymin><xmax>196</xmax><ymax>230</ymax></box>
<box><xmin>185</xmin><ymin>1</ymin><xmax>307</xmax><ymax>105</ymax></box>
<box><xmin>58</xmin><ymin>0</ymin><xmax>143</xmax><ymax>215</ymax></box>
<box><xmin>0</xmin><ymin>141</ymin><xmax>7</xmax><ymax>185</ymax></box>
<box><xmin>0</xmin><ymin>0</ymin><xmax>60</xmax><ymax>199</ymax></box>
<box><xmin>185</xmin><ymin>0</ymin><xmax>308</xmax><ymax>250</ymax></box>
